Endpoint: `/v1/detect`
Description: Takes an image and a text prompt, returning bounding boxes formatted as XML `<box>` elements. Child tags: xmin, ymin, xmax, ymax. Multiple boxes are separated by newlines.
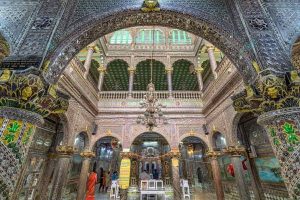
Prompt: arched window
<box><xmin>213</xmin><ymin>132</ymin><xmax>227</xmax><ymax>149</ymax></box>
<box><xmin>169</xmin><ymin>29</ymin><xmax>192</xmax><ymax>44</ymax></box>
<box><xmin>136</xmin><ymin>29</ymin><xmax>165</xmax><ymax>44</ymax></box>
<box><xmin>110</xmin><ymin>29</ymin><xmax>132</xmax><ymax>44</ymax></box>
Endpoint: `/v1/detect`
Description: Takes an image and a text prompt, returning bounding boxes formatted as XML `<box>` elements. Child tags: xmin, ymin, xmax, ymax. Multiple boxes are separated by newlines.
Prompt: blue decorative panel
<box><xmin>255</xmin><ymin>157</ymin><xmax>284</xmax><ymax>183</ymax></box>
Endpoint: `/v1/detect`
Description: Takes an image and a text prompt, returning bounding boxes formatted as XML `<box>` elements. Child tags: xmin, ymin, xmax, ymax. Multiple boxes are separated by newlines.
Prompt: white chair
<box><xmin>181</xmin><ymin>179</ymin><xmax>190</xmax><ymax>200</ymax></box>
<box><xmin>110</xmin><ymin>180</ymin><xmax>120</xmax><ymax>199</ymax></box>
<box><xmin>156</xmin><ymin>180</ymin><xmax>164</xmax><ymax>190</ymax></box>
<box><xmin>148</xmin><ymin>180</ymin><xmax>156</xmax><ymax>190</ymax></box>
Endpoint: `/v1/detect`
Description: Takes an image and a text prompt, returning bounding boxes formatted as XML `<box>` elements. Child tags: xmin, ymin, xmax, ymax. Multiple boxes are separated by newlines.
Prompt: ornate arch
<box><xmin>90</xmin><ymin>133</ymin><xmax>122</xmax><ymax>150</ymax></box>
<box><xmin>44</xmin><ymin>10</ymin><xmax>255</xmax><ymax>84</ymax></box>
<box><xmin>129</xmin><ymin>131</ymin><xmax>170</xmax><ymax>148</ymax></box>
<box><xmin>179</xmin><ymin>135</ymin><xmax>208</xmax><ymax>148</ymax></box>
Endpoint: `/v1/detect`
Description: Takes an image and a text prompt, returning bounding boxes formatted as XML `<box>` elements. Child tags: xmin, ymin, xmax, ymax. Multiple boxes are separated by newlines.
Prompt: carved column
<box><xmin>48</xmin><ymin>146</ymin><xmax>75</xmax><ymax>200</ymax></box>
<box><xmin>194</xmin><ymin>66</ymin><xmax>204</xmax><ymax>91</ymax></box>
<box><xmin>97</xmin><ymin>65</ymin><xmax>106</xmax><ymax>91</ymax></box>
<box><xmin>170</xmin><ymin>149</ymin><xmax>181</xmax><ymax>200</ymax></box>
<box><xmin>83</xmin><ymin>43</ymin><xmax>96</xmax><ymax>79</ymax></box>
<box><xmin>76</xmin><ymin>151</ymin><xmax>95</xmax><ymax>200</ymax></box>
<box><xmin>206</xmin><ymin>45</ymin><xmax>218</xmax><ymax>79</ymax></box>
<box><xmin>232</xmin><ymin>72</ymin><xmax>300</xmax><ymax>199</ymax></box>
<box><xmin>165</xmin><ymin>66</ymin><xmax>173</xmax><ymax>97</ymax></box>
<box><xmin>224</xmin><ymin>146</ymin><xmax>250</xmax><ymax>200</ymax></box>
<box><xmin>0</xmin><ymin>69</ymin><xmax>68</xmax><ymax>199</ymax></box>
<box><xmin>128</xmin><ymin>66</ymin><xmax>136</xmax><ymax>97</ymax></box>
<box><xmin>206</xmin><ymin>150</ymin><xmax>224</xmax><ymax>200</ymax></box>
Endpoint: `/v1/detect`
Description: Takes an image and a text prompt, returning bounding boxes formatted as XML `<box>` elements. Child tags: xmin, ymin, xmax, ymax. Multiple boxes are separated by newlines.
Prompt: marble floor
<box><xmin>95</xmin><ymin>190</ymin><xmax>217</xmax><ymax>200</ymax></box>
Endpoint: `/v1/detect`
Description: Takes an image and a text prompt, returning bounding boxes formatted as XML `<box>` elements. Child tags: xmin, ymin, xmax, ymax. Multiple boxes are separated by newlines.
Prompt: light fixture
<box><xmin>136</xmin><ymin>26</ymin><xmax>167</xmax><ymax>131</ymax></box>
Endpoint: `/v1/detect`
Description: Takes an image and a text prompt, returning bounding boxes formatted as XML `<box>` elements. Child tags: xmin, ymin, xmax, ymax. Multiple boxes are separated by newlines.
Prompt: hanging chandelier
<box><xmin>136</xmin><ymin>26</ymin><xmax>167</xmax><ymax>131</ymax></box>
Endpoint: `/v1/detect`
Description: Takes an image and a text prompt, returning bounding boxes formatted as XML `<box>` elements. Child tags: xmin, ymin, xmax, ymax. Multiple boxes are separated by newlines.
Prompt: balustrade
<box><xmin>99</xmin><ymin>91</ymin><xmax>202</xmax><ymax>100</ymax></box>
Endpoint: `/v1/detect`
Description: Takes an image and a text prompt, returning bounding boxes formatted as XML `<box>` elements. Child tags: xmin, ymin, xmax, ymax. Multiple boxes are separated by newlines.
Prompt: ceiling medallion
<box><xmin>141</xmin><ymin>0</ymin><xmax>160</xmax><ymax>12</ymax></box>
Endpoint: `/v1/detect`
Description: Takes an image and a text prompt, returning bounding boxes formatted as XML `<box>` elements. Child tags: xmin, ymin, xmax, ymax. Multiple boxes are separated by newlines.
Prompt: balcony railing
<box><xmin>99</xmin><ymin>91</ymin><xmax>202</xmax><ymax>100</ymax></box>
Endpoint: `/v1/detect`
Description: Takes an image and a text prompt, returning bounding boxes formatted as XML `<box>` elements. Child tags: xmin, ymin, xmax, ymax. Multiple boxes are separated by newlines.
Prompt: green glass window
<box><xmin>169</xmin><ymin>29</ymin><xmax>192</xmax><ymax>44</ymax></box>
<box><xmin>110</xmin><ymin>29</ymin><xmax>132</xmax><ymax>44</ymax></box>
<box><xmin>136</xmin><ymin>29</ymin><xmax>165</xmax><ymax>44</ymax></box>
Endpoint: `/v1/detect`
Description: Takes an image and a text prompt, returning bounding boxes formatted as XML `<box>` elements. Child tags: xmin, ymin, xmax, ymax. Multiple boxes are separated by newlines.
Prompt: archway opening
<box><xmin>128</xmin><ymin>131</ymin><xmax>172</xmax><ymax>199</ymax></box>
<box><xmin>45</xmin><ymin>11</ymin><xmax>255</xmax><ymax>84</ymax></box>
<box><xmin>92</xmin><ymin>136</ymin><xmax>122</xmax><ymax>199</ymax></box>
<box><xmin>179</xmin><ymin>136</ymin><xmax>214</xmax><ymax>194</ymax></box>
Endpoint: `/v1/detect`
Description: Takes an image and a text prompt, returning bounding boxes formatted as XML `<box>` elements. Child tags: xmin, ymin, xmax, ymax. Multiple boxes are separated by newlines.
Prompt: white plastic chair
<box><xmin>181</xmin><ymin>179</ymin><xmax>190</xmax><ymax>200</ymax></box>
<box><xmin>110</xmin><ymin>180</ymin><xmax>120</xmax><ymax>199</ymax></box>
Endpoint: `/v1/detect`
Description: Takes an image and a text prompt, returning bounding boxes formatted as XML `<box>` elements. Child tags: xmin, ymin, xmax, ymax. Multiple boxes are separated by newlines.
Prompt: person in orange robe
<box><xmin>86</xmin><ymin>167</ymin><xmax>98</xmax><ymax>200</ymax></box>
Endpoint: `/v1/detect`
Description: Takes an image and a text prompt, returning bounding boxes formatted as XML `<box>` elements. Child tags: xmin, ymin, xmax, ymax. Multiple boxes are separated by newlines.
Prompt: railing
<box><xmin>99</xmin><ymin>91</ymin><xmax>202</xmax><ymax>100</ymax></box>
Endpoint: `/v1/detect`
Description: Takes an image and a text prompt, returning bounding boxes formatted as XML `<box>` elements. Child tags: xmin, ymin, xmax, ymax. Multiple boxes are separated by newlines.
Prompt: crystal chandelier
<box><xmin>136</xmin><ymin>26</ymin><xmax>167</xmax><ymax>131</ymax></box>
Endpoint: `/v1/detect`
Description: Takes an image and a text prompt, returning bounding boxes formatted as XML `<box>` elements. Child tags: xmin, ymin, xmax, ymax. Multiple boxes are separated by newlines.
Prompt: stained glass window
<box><xmin>136</xmin><ymin>29</ymin><xmax>165</xmax><ymax>44</ymax></box>
<box><xmin>110</xmin><ymin>29</ymin><xmax>132</xmax><ymax>44</ymax></box>
<box><xmin>169</xmin><ymin>29</ymin><xmax>192</xmax><ymax>44</ymax></box>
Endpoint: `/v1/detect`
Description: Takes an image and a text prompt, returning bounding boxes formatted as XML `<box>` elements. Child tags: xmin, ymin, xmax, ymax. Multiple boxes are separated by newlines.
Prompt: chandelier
<box><xmin>136</xmin><ymin>26</ymin><xmax>167</xmax><ymax>131</ymax></box>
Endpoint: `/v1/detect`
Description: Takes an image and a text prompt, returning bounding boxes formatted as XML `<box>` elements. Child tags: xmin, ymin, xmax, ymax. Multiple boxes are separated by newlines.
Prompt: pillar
<box><xmin>97</xmin><ymin>65</ymin><xmax>106</xmax><ymax>91</ymax></box>
<box><xmin>48</xmin><ymin>146</ymin><xmax>75</xmax><ymax>200</ymax></box>
<box><xmin>206</xmin><ymin>150</ymin><xmax>224</xmax><ymax>200</ymax></box>
<box><xmin>128</xmin><ymin>66</ymin><xmax>136</xmax><ymax>97</ymax></box>
<box><xmin>232</xmin><ymin>72</ymin><xmax>300</xmax><ymax>199</ymax></box>
<box><xmin>0</xmin><ymin>69</ymin><xmax>68</xmax><ymax>199</ymax></box>
<box><xmin>171</xmin><ymin>149</ymin><xmax>181</xmax><ymax>200</ymax></box>
<box><xmin>165</xmin><ymin>66</ymin><xmax>173</xmax><ymax>97</ymax></box>
<box><xmin>194</xmin><ymin>66</ymin><xmax>204</xmax><ymax>91</ymax></box>
<box><xmin>258</xmin><ymin>110</ymin><xmax>300</xmax><ymax>198</ymax></box>
<box><xmin>76</xmin><ymin>150</ymin><xmax>95</xmax><ymax>200</ymax></box>
<box><xmin>206</xmin><ymin>45</ymin><xmax>218</xmax><ymax>79</ymax></box>
<box><xmin>224</xmin><ymin>146</ymin><xmax>251</xmax><ymax>200</ymax></box>
<box><xmin>83</xmin><ymin>43</ymin><xmax>96</xmax><ymax>79</ymax></box>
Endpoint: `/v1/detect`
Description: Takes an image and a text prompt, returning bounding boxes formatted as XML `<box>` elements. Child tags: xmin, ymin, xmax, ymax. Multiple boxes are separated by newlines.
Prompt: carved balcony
<box><xmin>98</xmin><ymin>91</ymin><xmax>203</xmax><ymax>114</ymax></box>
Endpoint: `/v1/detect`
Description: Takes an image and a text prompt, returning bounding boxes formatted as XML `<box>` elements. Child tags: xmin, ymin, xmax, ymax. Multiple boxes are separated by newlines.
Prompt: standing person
<box><xmin>98</xmin><ymin>169</ymin><xmax>104</xmax><ymax>192</ymax></box>
<box><xmin>85</xmin><ymin>167</ymin><xmax>98</xmax><ymax>200</ymax></box>
<box><xmin>101</xmin><ymin>171</ymin><xmax>106</xmax><ymax>192</ymax></box>
<box><xmin>112</xmin><ymin>171</ymin><xmax>118</xmax><ymax>181</ymax></box>
<box><xmin>106</xmin><ymin>171</ymin><xmax>111</xmax><ymax>192</ymax></box>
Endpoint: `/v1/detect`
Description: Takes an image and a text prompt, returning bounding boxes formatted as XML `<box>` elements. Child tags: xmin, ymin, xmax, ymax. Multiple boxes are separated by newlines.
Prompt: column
<box><xmin>206</xmin><ymin>45</ymin><xmax>218</xmax><ymax>79</ymax></box>
<box><xmin>48</xmin><ymin>146</ymin><xmax>75</xmax><ymax>200</ymax></box>
<box><xmin>232</xmin><ymin>72</ymin><xmax>300</xmax><ymax>199</ymax></box>
<box><xmin>224</xmin><ymin>146</ymin><xmax>251</xmax><ymax>200</ymax></box>
<box><xmin>97</xmin><ymin>65</ymin><xmax>106</xmax><ymax>91</ymax></box>
<box><xmin>0</xmin><ymin>70</ymin><xmax>68</xmax><ymax>199</ymax></box>
<box><xmin>171</xmin><ymin>149</ymin><xmax>181</xmax><ymax>200</ymax></box>
<box><xmin>83</xmin><ymin>43</ymin><xmax>96</xmax><ymax>79</ymax></box>
<box><xmin>76</xmin><ymin>150</ymin><xmax>95</xmax><ymax>200</ymax></box>
<box><xmin>206</xmin><ymin>150</ymin><xmax>224</xmax><ymax>200</ymax></box>
<box><xmin>165</xmin><ymin>66</ymin><xmax>173</xmax><ymax>97</ymax></box>
<box><xmin>194</xmin><ymin>66</ymin><xmax>204</xmax><ymax>91</ymax></box>
<box><xmin>128</xmin><ymin>66</ymin><xmax>136</xmax><ymax>97</ymax></box>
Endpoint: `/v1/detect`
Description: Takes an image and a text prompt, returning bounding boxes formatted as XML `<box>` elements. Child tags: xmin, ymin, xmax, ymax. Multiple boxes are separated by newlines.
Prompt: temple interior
<box><xmin>0</xmin><ymin>1</ymin><xmax>300</xmax><ymax>200</ymax></box>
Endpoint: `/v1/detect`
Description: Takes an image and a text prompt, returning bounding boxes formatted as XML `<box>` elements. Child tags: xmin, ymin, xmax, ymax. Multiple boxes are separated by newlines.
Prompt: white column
<box><xmin>194</xmin><ymin>66</ymin><xmax>204</xmax><ymax>91</ymax></box>
<box><xmin>128</xmin><ymin>66</ymin><xmax>136</xmax><ymax>97</ymax></box>
<box><xmin>165</xmin><ymin>66</ymin><xmax>173</xmax><ymax>97</ymax></box>
<box><xmin>207</xmin><ymin>45</ymin><xmax>218</xmax><ymax>79</ymax></box>
<box><xmin>97</xmin><ymin>65</ymin><xmax>106</xmax><ymax>91</ymax></box>
<box><xmin>83</xmin><ymin>43</ymin><xmax>96</xmax><ymax>79</ymax></box>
